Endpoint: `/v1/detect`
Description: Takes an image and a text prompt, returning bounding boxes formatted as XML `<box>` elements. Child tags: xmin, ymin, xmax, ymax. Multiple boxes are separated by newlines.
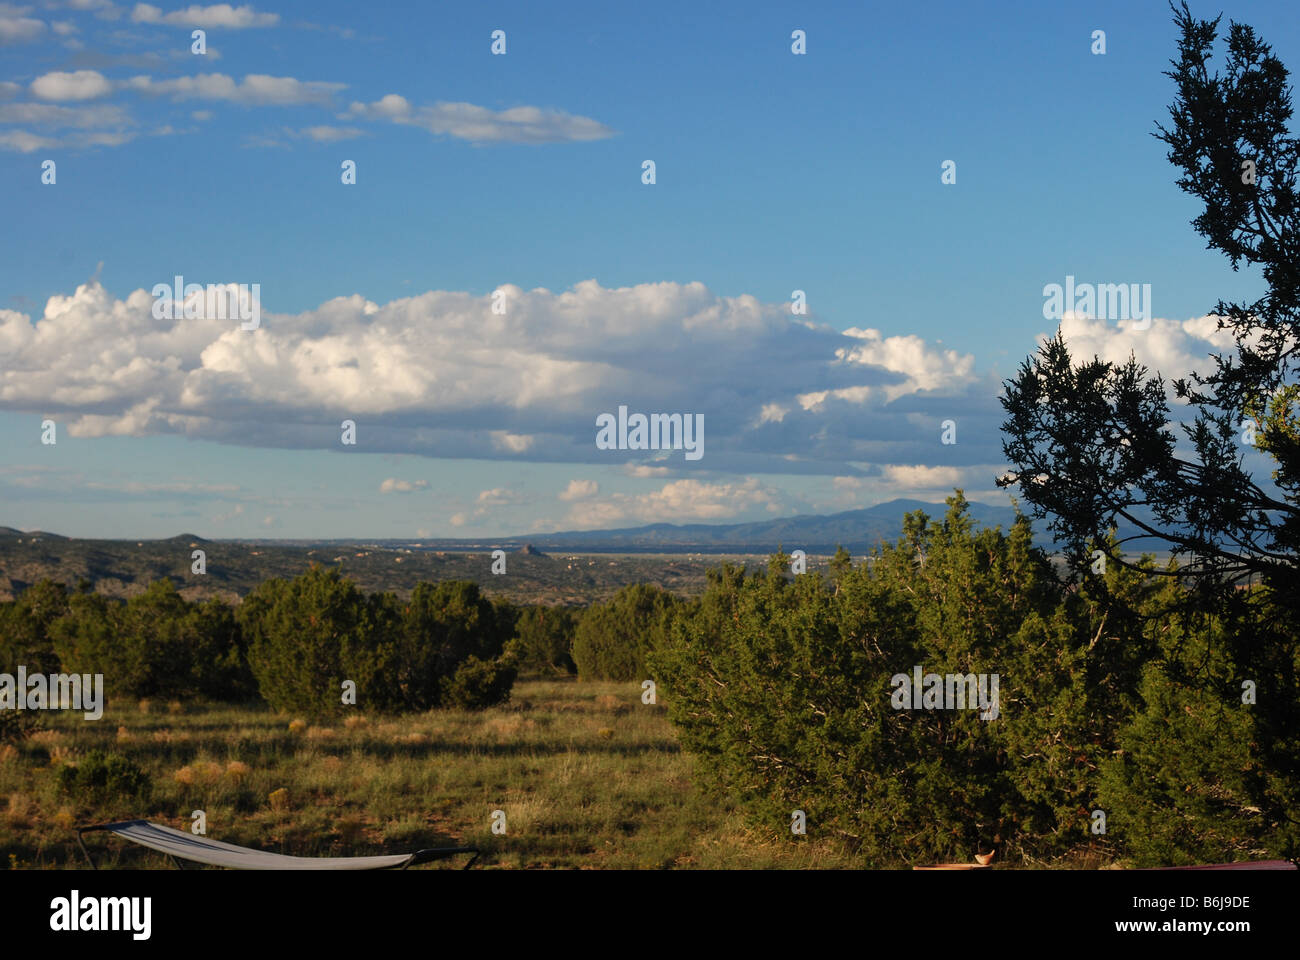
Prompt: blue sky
<box><xmin>1</xmin><ymin>0</ymin><xmax>1294</xmax><ymax>538</ymax></box>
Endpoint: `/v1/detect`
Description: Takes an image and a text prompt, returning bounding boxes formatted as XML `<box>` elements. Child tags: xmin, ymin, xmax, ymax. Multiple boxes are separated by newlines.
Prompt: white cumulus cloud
<box><xmin>0</xmin><ymin>278</ymin><xmax>1037</xmax><ymax>475</ymax></box>
<box><xmin>131</xmin><ymin>3</ymin><xmax>277</xmax><ymax>28</ymax></box>
<box><xmin>31</xmin><ymin>69</ymin><xmax>112</xmax><ymax>101</ymax></box>
<box><xmin>558</xmin><ymin>479</ymin><xmax>598</xmax><ymax>501</ymax></box>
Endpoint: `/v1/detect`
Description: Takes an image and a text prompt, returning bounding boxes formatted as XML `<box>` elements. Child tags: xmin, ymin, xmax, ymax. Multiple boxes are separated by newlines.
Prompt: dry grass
<box><xmin>0</xmin><ymin>678</ymin><xmax>863</xmax><ymax>869</ymax></box>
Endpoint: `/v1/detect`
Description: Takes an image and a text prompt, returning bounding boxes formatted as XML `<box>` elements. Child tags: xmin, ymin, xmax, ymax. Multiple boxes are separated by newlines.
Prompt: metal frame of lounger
<box><xmin>77</xmin><ymin>819</ymin><xmax>479</xmax><ymax>870</ymax></box>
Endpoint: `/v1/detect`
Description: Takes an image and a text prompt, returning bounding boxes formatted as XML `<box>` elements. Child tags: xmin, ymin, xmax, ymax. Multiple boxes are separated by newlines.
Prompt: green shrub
<box><xmin>0</xmin><ymin>579</ymin><xmax>69</xmax><ymax>674</ymax></box>
<box><xmin>189</xmin><ymin>597</ymin><xmax>257</xmax><ymax>701</ymax></box>
<box><xmin>241</xmin><ymin>565</ymin><xmax>395</xmax><ymax>718</ymax></box>
<box><xmin>441</xmin><ymin>655</ymin><xmax>518</xmax><ymax>710</ymax></box>
<box><xmin>653</xmin><ymin>493</ymin><xmax>1300</xmax><ymax>866</ymax></box>
<box><xmin>572</xmin><ymin>584</ymin><xmax>682</xmax><ymax>681</ymax></box>
<box><xmin>650</xmin><ymin>494</ymin><xmax>1162</xmax><ymax>866</ymax></box>
<box><xmin>1097</xmin><ymin>591</ymin><xmax>1299</xmax><ymax>865</ymax></box>
<box><xmin>49</xmin><ymin>580</ymin><xmax>253</xmax><ymax>701</ymax></box>
<box><xmin>240</xmin><ymin>570</ymin><xmax>518</xmax><ymax>715</ymax></box>
<box><xmin>387</xmin><ymin>581</ymin><xmax>516</xmax><ymax>710</ymax></box>
<box><xmin>58</xmin><ymin>751</ymin><xmax>153</xmax><ymax>804</ymax></box>
<box><xmin>507</xmin><ymin>605</ymin><xmax>578</xmax><ymax>674</ymax></box>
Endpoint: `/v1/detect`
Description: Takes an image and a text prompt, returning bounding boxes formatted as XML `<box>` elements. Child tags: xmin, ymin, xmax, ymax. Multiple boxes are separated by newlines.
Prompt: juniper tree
<box><xmin>998</xmin><ymin>3</ymin><xmax>1300</xmax><ymax>857</ymax></box>
<box><xmin>0</xmin><ymin>579</ymin><xmax>68</xmax><ymax>674</ymax></box>
<box><xmin>571</xmin><ymin>583</ymin><xmax>682</xmax><ymax>681</ymax></box>
<box><xmin>999</xmin><ymin>2</ymin><xmax>1298</xmax><ymax>611</ymax></box>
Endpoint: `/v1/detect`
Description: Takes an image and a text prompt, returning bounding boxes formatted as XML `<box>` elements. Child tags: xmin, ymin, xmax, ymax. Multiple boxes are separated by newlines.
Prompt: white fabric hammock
<box><xmin>79</xmin><ymin>819</ymin><xmax>477</xmax><ymax>870</ymax></box>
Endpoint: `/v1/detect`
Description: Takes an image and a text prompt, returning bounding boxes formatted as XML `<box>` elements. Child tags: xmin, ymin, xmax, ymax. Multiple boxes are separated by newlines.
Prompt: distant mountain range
<box><xmin>236</xmin><ymin>498</ymin><xmax>1054</xmax><ymax>555</ymax></box>
<box><xmin>420</xmin><ymin>498</ymin><xmax>1023</xmax><ymax>554</ymax></box>
<box><xmin>1</xmin><ymin>498</ymin><xmax>1167</xmax><ymax>556</ymax></box>
<box><xmin>0</xmin><ymin>500</ymin><xmax>1181</xmax><ymax>606</ymax></box>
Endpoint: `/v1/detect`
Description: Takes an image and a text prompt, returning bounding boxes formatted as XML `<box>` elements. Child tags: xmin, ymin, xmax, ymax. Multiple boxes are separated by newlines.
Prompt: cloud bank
<box><xmin>0</xmin><ymin>279</ymin><xmax>1232</xmax><ymax>482</ymax></box>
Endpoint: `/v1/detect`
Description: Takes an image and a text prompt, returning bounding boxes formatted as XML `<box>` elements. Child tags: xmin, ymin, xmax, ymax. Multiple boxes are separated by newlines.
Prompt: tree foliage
<box><xmin>238</xmin><ymin>568</ymin><xmax>517</xmax><ymax>716</ymax></box>
<box><xmin>0</xmin><ymin>578</ymin><xmax>68</xmax><ymax>674</ymax></box>
<box><xmin>994</xmin><ymin>3</ymin><xmax>1300</xmax><ymax>860</ymax></box>
<box><xmin>240</xmin><ymin>566</ymin><xmax>392</xmax><ymax>717</ymax></box>
<box><xmin>507</xmin><ymin>604</ymin><xmax>579</xmax><ymax>675</ymax></box>
<box><xmin>45</xmin><ymin>579</ymin><xmax>253</xmax><ymax>700</ymax></box>
<box><xmin>651</xmin><ymin>494</ymin><xmax>1297</xmax><ymax>865</ymax></box>
<box><xmin>999</xmin><ymin>1</ymin><xmax>1298</xmax><ymax>608</ymax></box>
<box><xmin>385</xmin><ymin>580</ymin><xmax>518</xmax><ymax>711</ymax></box>
<box><xmin>572</xmin><ymin>583</ymin><xmax>682</xmax><ymax>681</ymax></box>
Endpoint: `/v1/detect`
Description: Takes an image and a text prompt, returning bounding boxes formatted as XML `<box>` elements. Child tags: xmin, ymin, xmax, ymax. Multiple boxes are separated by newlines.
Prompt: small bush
<box><xmin>58</xmin><ymin>751</ymin><xmax>152</xmax><ymax>804</ymax></box>
<box><xmin>441</xmin><ymin>656</ymin><xmax>516</xmax><ymax>710</ymax></box>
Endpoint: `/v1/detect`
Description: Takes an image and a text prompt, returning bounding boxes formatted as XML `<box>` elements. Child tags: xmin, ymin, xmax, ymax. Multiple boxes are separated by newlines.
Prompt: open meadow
<box><xmin>1</xmin><ymin>677</ymin><xmax>863</xmax><ymax>870</ymax></box>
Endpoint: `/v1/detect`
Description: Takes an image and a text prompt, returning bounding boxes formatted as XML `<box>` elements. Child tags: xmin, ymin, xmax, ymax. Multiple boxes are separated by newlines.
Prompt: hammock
<box><xmin>77</xmin><ymin>819</ymin><xmax>479</xmax><ymax>870</ymax></box>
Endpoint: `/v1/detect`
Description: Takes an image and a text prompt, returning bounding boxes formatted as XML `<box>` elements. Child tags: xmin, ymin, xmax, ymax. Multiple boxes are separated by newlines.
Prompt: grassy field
<box><xmin>0</xmin><ymin>677</ymin><xmax>863</xmax><ymax>870</ymax></box>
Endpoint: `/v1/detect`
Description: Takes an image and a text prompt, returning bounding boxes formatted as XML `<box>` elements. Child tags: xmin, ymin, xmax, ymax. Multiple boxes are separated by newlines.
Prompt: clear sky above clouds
<box><xmin>0</xmin><ymin>0</ymin><xmax>1293</xmax><ymax>538</ymax></box>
